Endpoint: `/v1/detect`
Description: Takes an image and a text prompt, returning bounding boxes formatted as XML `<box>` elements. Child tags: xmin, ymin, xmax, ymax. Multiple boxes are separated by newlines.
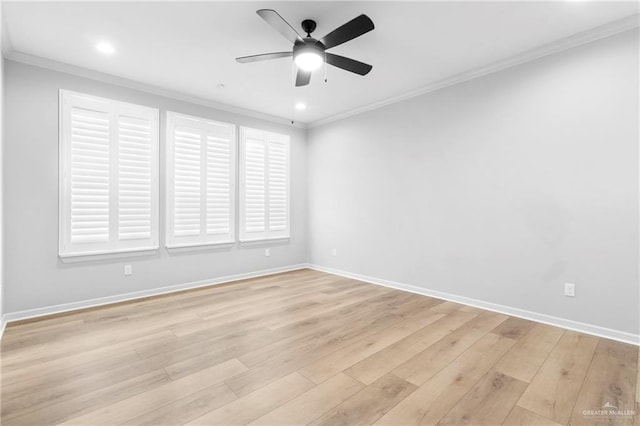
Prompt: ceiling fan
<box><xmin>236</xmin><ymin>9</ymin><xmax>375</xmax><ymax>87</ymax></box>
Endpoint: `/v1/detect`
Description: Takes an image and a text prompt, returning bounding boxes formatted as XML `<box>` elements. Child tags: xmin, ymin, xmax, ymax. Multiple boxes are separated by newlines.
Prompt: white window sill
<box><xmin>166</xmin><ymin>242</ymin><xmax>235</xmax><ymax>254</ymax></box>
<box><xmin>239</xmin><ymin>237</ymin><xmax>290</xmax><ymax>247</ymax></box>
<box><xmin>59</xmin><ymin>247</ymin><xmax>159</xmax><ymax>263</ymax></box>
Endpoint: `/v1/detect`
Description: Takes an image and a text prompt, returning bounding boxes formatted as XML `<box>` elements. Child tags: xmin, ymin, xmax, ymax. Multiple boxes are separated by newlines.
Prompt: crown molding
<box><xmin>308</xmin><ymin>14</ymin><xmax>640</xmax><ymax>129</ymax></box>
<box><xmin>2</xmin><ymin>49</ymin><xmax>307</xmax><ymax>129</ymax></box>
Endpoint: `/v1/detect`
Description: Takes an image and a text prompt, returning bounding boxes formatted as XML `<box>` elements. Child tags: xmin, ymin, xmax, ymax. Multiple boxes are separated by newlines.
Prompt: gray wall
<box><xmin>307</xmin><ymin>29</ymin><xmax>639</xmax><ymax>335</ymax></box>
<box><xmin>3</xmin><ymin>60</ymin><xmax>307</xmax><ymax>313</ymax></box>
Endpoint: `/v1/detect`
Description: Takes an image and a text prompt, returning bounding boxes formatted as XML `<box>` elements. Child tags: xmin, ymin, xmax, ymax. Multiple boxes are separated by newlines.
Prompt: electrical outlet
<box><xmin>332</xmin><ymin>248</ymin><xmax>337</xmax><ymax>257</ymax></box>
<box><xmin>564</xmin><ymin>283</ymin><xmax>575</xmax><ymax>297</ymax></box>
<box><xmin>124</xmin><ymin>264</ymin><xmax>132</xmax><ymax>276</ymax></box>
<box><xmin>265</xmin><ymin>248</ymin><xmax>270</xmax><ymax>257</ymax></box>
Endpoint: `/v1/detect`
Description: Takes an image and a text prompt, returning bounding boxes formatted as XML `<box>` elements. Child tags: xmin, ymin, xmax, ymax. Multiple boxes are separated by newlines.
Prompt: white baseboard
<box><xmin>0</xmin><ymin>315</ymin><xmax>7</xmax><ymax>340</ymax></box>
<box><xmin>0</xmin><ymin>264</ymin><xmax>307</xmax><ymax>331</ymax></box>
<box><xmin>307</xmin><ymin>264</ymin><xmax>640</xmax><ymax>346</ymax></box>
<box><xmin>3</xmin><ymin>263</ymin><xmax>637</xmax><ymax>346</ymax></box>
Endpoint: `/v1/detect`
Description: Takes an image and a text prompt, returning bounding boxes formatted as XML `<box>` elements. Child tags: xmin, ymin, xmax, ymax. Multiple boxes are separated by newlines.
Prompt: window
<box><xmin>166</xmin><ymin>112</ymin><xmax>236</xmax><ymax>248</ymax></box>
<box><xmin>239</xmin><ymin>127</ymin><xmax>290</xmax><ymax>242</ymax></box>
<box><xmin>59</xmin><ymin>90</ymin><xmax>159</xmax><ymax>258</ymax></box>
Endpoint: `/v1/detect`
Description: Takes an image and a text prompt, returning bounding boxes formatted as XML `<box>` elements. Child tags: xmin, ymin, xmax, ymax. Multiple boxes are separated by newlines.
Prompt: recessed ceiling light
<box><xmin>95</xmin><ymin>42</ymin><xmax>115</xmax><ymax>55</ymax></box>
<box><xmin>295</xmin><ymin>102</ymin><xmax>307</xmax><ymax>111</ymax></box>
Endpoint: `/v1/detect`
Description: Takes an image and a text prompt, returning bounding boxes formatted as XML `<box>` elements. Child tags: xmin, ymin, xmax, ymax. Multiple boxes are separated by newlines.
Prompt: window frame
<box><xmin>239</xmin><ymin>126</ymin><xmax>291</xmax><ymax>243</ymax></box>
<box><xmin>165</xmin><ymin>111</ymin><xmax>237</xmax><ymax>249</ymax></box>
<box><xmin>58</xmin><ymin>90</ymin><xmax>160</xmax><ymax>260</ymax></box>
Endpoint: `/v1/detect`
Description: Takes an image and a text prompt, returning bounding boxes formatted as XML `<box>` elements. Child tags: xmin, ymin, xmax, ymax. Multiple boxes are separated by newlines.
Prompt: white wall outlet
<box><xmin>265</xmin><ymin>248</ymin><xmax>270</xmax><ymax>257</ymax></box>
<box><xmin>332</xmin><ymin>248</ymin><xmax>337</xmax><ymax>257</ymax></box>
<box><xmin>564</xmin><ymin>283</ymin><xmax>575</xmax><ymax>297</ymax></box>
<box><xmin>124</xmin><ymin>264</ymin><xmax>132</xmax><ymax>276</ymax></box>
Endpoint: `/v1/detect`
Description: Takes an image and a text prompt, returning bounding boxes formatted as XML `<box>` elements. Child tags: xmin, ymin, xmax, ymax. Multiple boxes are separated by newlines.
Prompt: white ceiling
<box><xmin>3</xmin><ymin>1</ymin><xmax>639</xmax><ymax>125</ymax></box>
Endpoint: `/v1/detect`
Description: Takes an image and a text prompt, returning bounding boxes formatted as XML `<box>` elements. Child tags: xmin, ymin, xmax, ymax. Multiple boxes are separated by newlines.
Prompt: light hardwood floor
<box><xmin>1</xmin><ymin>269</ymin><xmax>637</xmax><ymax>425</ymax></box>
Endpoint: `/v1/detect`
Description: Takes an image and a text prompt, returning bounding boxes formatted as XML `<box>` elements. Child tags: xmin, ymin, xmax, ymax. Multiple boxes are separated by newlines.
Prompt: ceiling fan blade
<box><xmin>236</xmin><ymin>52</ymin><xmax>292</xmax><ymax>63</ymax></box>
<box><xmin>256</xmin><ymin>9</ymin><xmax>303</xmax><ymax>44</ymax></box>
<box><xmin>295</xmin><ymin>69</ymin><xmax>311</xmax><ymax>87</ymax></box>
<box><xmin>325</xmin><ymin>53</ymin><xmax>372</xmax><ymax>76</ymax></box>
<box><xmin>319</xmin><ymin>14</ymin><xmax>374</xmax><ymax>50</ymax></box>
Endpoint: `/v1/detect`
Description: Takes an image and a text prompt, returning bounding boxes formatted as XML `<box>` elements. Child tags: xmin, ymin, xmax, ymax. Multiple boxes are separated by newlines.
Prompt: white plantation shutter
<box><xmin>173</xmin><ymin>126</ymin><xmax>202</xmax><ymax>238</ymax></box>
<box><xmin>59</xmin><ymin>90</ymin><xmax>159</xmax><ymax>257</ymax></box>
<box><xmin>118</xmin><ymin>110</ymin><xmax>155</xmax><ymax>243</ymax></box>
<box><xmin>240</xmin><ymin>127</ymin><xmax>290</xmax><ymax>242</ymax></box>
<box><xmin>166</xmin><ymin>112</ymin><xmax>235</xmax><ymax>247</ymax></box>
<box><xmin>206</xmin><ymin>133</ymin><xmax>233</xmax><ymax>236</ymax></box>
<box><xmin>68</xmin><ymin>105</ymin><xmax>111</xmax><ymax>245</ymax></box>
<box><xmin>244</xmin><ymin>138</ymin><xmax>266</xmax><ymax>233</ymax></box>
<box><xmin>268</xmin><ymin>140</ymin><xmax>288</xmax><ymax>232</ymax></box>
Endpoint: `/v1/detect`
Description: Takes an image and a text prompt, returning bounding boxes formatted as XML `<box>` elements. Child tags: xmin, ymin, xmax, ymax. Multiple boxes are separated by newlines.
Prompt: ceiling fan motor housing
<box><xmin>293</xmin><ymin>38</ymin><xmax>326</xmax><ymax>61</ymax></box>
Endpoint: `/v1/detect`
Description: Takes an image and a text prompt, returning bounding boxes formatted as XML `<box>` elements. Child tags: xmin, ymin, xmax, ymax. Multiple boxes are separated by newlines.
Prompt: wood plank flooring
<box><xmin>1</xmin><ymin>269</ymin><xmax>637</xmax><ymax>425</ymax></box>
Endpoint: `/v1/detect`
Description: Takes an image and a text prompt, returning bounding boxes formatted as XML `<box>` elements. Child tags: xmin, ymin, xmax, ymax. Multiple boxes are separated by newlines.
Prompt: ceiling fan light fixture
<box><xmin>294</xmin><ymin>50</ymin><xmax>323</xmax><ymax>71</ymax></box>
